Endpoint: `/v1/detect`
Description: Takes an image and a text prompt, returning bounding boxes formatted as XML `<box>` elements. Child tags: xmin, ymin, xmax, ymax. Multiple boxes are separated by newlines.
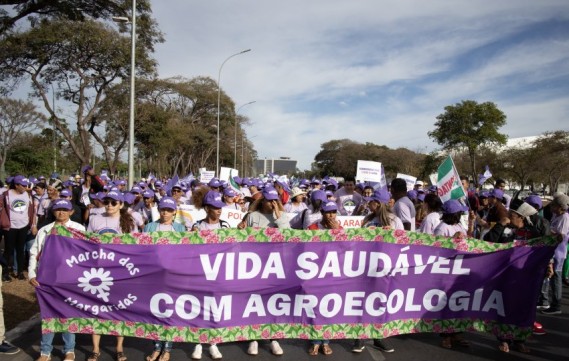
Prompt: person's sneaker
<box><xmin>209</xmin><ymin>345</ymin><xmax>222</xmax><ymax>360</ymax></box>
<box><xmin>63</xmin><ymin>352</ymin><xmax>75</xmax><ymax>361</ymax></box>
<box><xmin>191</xmin><ymin>344</ymin><xmax>202</xmax><ymax>360</ymax></box>
<box><xmin>541</xmin><ymin>309</ymin><xmax>561</xmax><ymax>315</ymax></box>
<box><xmin>532</xmin><ymin>326</ymin><xmax>546</xmax><ymax>336</ymax></box>
<box><xmin>536</xmin><ymin>304</ymin><xmax>550</xmax><ymax>310</ymax></box>
<box><xmin>0</xmin><ymin>341</ymin><xmax>20</xmax><ymax>355</ymax></box>
<box><xmin>247</xmin><ymin>341</ymin><xmax>258</xmax><ymax>356</ymax></box>
<box><xmin>373</xmin><ymin>339</ymin><xmax>395</xmax><ymax>353</ymax></box>
<box><xmin>270</xmin><ymin>340</ymin><xmax>284</xmax><ymax>356</ymax></box>
<box><xmin>36</xmin><ymin>355</ymin><xmax>51</xmax><ymax>361</ymax></box>
<box><xmin>352</xmin><ymin>340</ymin><xmax>365</xmax><ymax>353</ymax></box>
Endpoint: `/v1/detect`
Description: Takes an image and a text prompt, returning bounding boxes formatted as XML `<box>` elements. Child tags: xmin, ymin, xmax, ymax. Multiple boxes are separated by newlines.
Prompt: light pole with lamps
<box><xmin>216</xmin><ymin>48</ymin><xmax>251</xmax><ymax>177</ymax></box>
<box><xmin>234</xmin><ymin>101</ymin><xmax>255</xmax><ymax>170</ymax></box>
<box><xmin>112</xmin><ymin>0</ymin><xmax>136</xmax><ymax>188</ymax></box>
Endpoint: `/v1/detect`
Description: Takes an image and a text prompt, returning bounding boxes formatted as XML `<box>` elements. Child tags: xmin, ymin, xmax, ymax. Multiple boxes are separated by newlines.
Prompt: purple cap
<box><xmin>524</xmin><ymin>195</ymin><xmax>542</xmax><ymax>210</ymax></box>
<box><xmin>130</xmin><ymin>186</ymin><xmax>142</xmax><ymax>194</ymax></box>
<box><xmin>428</xmin><ymin>185</ymin><xmax>438</xmax><ymax>193</ymax></box>
<box><xmin>81</xmin><ymin>165</ymin><xmax>92</xmax><ymax>174</ymax></box>
<box><xmin>224</xmin><ymin>188</ymin><xmax>237</xmax><ymax>197</ymax></box>
<box><xmin>479</xmin><ymin>191</ymin><xmax>490</xmax><ymax>199</ymax></box>
<box><xmin>138</xmin><ymin>181</ymin><xmax>147</xmax><ymax>189</ymax></box>
<box><xmin>142</xmin><ymin>189</ymin><xmax>155</xmax><ymax>198</ymax></box>
<box><xmin>365</xmin><ymin>189</ymin><xmax>391</xmax><ymax>204</ymax></box>
<box><xmin>60</xmin><ymin>189</ymin><xmax>72</xmax><ymax>198</ymax></box>
<box><xmin>442</xmin><ymin>199</ymin><xmax>468</xmax><ymax>214</ymax></box>
<box><xmin>321</xmin><ymin>201</ymin><xmax>338</xmax><ymax>212</ymax></box>
<box><xmin>116</xmin><ymin>179</ymin><xmax>126</xmax><ymax>186</ymax></box>
<box><xmin>203</xmin><ymin>190</ymin><xmax>226</xmax><ymax>208</ymax></box>
<box><xmin>325</xmin><ymin>190</ymin><xmax>334</xmax><ymax>197</ymax></box>
<box><xmin>94</xmin><ymin>192</ymin><xmax>106</xmax><ymax>201</ymax></box>
<box><xmin>52</xmin><ymin>199</ymin><xmax>73</xmax><ymax>211</ymax></box>
<box><xmin>262</xmin><ymin>186</ymin><xmax>280</xmax><ymax>201</ymax></box>
<box><xmin>155</xmin><ymin>180</ymin><xmax>163</xmax><ymax>188</ymax></box>
<box><xmin>123</xmin><ymin>193</ymin><xmax>136</xmax><ymax>205</ymax></box>
<box><xmin>13</xmin><ymin>175</ymin><xmax>30</xmax><ymax>187</ymax></box>
<box><xmin>208</xmin><ymin>178</ymin><xmax>222</xmax><ymax>188</ymax></box>
<box><xmin>158</xmin><ymin>196</ymin><xmax>177</xmax><ymax>210</ymax></box>
<box><xmin>104</xmin><ymin>190</ymin><xmax>124</xmax><ymax>202</ymax></box>
<box><xmin>324</xmin><ymin>178</ymin><xmax>338</xmax><ymax>191</ymax></box>
<box><xmin>407</xmin><ymin>190</ymin><xmax>418</xmax><ymax>200</ymax></box>
<box><xmin>490</xmin><ymin>188</ymin><xmax>504</xmax><ymax>200</ymax></box>
<box><xmin>310</xmin><ymin>177</ymin><xmax>321</xmax><ymax>185</ymax></box>
<box><xmin>310</xmin><ymin>190</ymin><xmax>328</xmax><ymax>203</ymax></box>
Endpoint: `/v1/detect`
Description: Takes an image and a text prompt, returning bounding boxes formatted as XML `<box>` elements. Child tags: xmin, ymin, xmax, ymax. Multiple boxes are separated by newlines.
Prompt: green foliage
<box><xmin>428</xmin><ymin>100</ymin><xmax>507</xmax><ymax>185</ymax></box>
<box><xmin>313</xmin><ymin>139</ymin><xmax>425</xmax><ymax>180</ymax></box>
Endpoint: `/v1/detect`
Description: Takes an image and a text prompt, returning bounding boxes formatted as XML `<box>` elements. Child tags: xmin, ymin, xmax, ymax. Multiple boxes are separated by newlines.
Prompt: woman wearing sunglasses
<box><xmin>85</xmin><ymin>190</ymin><xmax>135</xmax><ymax>361</ymax></box>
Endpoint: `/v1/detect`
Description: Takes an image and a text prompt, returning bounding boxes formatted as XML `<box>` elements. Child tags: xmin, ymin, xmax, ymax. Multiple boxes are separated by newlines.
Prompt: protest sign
<box><xmin>38</xmin><ymin>226</ymin><xmax>554</xmax><ymax>343</ymax></box>
<box><xmin>200</xmin><ymin>171</ymin><xmax>215</xmax><ymax>184</ymax></box>
<box><xmin>437</xmin><ymin>156</ymin><xmax>466</xmax><ymax>202</ymax></box>
<box><xmin>396</xmin><ymin>173</ymin><xmax>417</xmax><ymax>191</ymax></box>
<box><xmin>356</xmin><ymin>161</ymin><xmax>383</xmax><ymax>183</ymax></box>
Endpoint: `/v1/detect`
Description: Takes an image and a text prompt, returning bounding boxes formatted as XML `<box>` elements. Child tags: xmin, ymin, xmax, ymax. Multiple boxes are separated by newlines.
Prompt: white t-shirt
<box><xmin>433</xmin><ymin>222</ymin><xmax>466</xmax><ymax>237</ymax></box>
<box><xmin>7</xmin><ymin>190</ymin><xmax>32</xmax><ymax>229</ymax></box>
<box><xmin>419</xmin><ymin>212</ymin><xmax>442</xmax><ymax>235</ymax></box>
<box><xmin>393</xmin><ymin>196</ymin><xmax>416</xmax><ymax>231</ymax></box>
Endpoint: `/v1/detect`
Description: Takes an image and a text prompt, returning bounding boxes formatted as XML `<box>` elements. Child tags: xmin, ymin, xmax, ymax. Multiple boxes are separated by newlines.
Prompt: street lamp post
<box><xmin>216</xmin><ymin>49</ymin><xmax>251</xmax><ymax>177</ymax></box>
<box><xmin>112</xmin><ymin>0</ymin><xmax>136</xmax><ymax>188</ymax></box>
<box><xmin>234</xmin><ymin>101</ymin><xmax>255</xmax><ymax>170</ymax></box>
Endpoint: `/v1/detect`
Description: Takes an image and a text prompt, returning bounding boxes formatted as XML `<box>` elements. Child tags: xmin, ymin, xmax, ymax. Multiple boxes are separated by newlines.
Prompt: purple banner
<box><xmin>36</xmin><ymin>228</ymin><xmax>554</xmax><ymax>343</ymax></box>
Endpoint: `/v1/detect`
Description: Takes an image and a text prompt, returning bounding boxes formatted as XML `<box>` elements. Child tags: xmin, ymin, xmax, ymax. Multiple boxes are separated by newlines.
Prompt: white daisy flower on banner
<box><xmin>78</xmin><ymin>267</ymin><xmax>114</xmax><ymax>302</ymax></box>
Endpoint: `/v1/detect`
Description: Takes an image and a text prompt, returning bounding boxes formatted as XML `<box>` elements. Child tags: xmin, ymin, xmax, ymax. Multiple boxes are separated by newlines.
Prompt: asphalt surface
<box><xmin>3</xmin><ymin>286</ymin><xmax>568</xmax><ymax>361</ymax></box>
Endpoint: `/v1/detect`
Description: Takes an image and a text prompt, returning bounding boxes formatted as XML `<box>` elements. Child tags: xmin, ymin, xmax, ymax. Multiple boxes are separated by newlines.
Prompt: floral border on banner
<box><xmin>54</xmin><ymin>225</ymin><xmax>557</xmax><ymax>251</ymax></box>
<box><xmin>42</xmin><ymin>317</ymin><xmax>531</xmax><ymax>342</ymax></box>
<box><xmin>45</xmin><ymin>225</ymin><xmax>552</xmax><ymax>342</ymax></box>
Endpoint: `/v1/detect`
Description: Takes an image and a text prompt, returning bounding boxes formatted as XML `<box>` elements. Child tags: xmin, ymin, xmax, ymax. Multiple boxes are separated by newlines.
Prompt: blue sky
<box><xmin>151</xmin><ymin>0</ymin><xmax>569</xmax><ymax>171</ymax></box>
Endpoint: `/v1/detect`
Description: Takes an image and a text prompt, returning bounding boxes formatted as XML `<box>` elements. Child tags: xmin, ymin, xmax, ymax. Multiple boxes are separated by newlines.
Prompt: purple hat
<box><xmin>142</xmin><ymin>189</ymin><xmax>155</xmax><ymax>198</ymax></box>
<box><xmin>233</xmin><ymin>176</ymin><xmax>242</xmax><ymax>185</ymax></box>
<box><xmin>524</xmin><ymin>195</ymin><xmax>542</xmax><ymax>210</ymax></box>
<box><xmin>407</xmin><ymin>190</ymin><xmax>418</xmax><ymax>200</ymax></box>
<box><xmin>203</xmin><ymin>190</ymin><xmax>226</xmax><ymax>208</ymax></box>
<box><xmin>155</xmin><ymin>180</ymin><xmax>163</xmax><ymax>188</ymax></box>
<box><xmin>224</xmin><ymin>188</ymin><xmax>237</xmax><ymax>197</ymax></box>
<box><xmin>321</xmin><ymin>201</ymin><xmax>338</xmax><ymax>212</ymax></box>
<box><xmin>310</xmin><ymin>190</ymin><xmax>328</xmax><ymax>203</ymax></box>
<box><xmin>123</xmin><ymin>192</ymin><xmax>137</xmax><ymax>205</ymax></box>
<box><xmin>428</xmin><ymin>185</ymin><xmax>438</xmax><ymax>193</ymax></box>
<box><xmin>442</xmin><ymin>199</ymin><xmax>468</xmax><ymax>214</ymax></box>
<box><xmin>104</xmin><ymin>190</ymin><xmax>124</xmax><ymax>202</ymax></box>
<box><xmin>60</xmin><ymin>189</ymin><xmax>72</xmax><ymax>198</ymax></box>
<box><xmin>13</xmin><ymin>175</ymin><xmax>30</xmax><ymax>187</ymax></box>
<box><xmin>158</xmin><ymin>196</ymin><xmax>177</xmax><ymax>210</ymax></box>
<box><xmin>208</xmin><ymin>178</ymin><xmax>222</xmax><ymax>188</ymax></box>
<box><xmin>51</xmin><ymin>199</ymin><xmax>73</xmax><ymax>211</ymax></box>
<box><xmin>81</xmin><ymin>165</ymin><xmax>92</xmax><ymax>174</ymax></box>
<box><xmin>325</xmin><ymin>190</ymin><xmax>334</xmax><ymax>197</ymax></box>
<box><xmin>490</xmin><ymin>188</ymin><xmax>504</xmax><ymax>200</ymax></box>
<box><xmin>94</xmin><ymin>192</ymin><xmax>106</xmax><ymax>201</ymax></box>
<box><xmin>63</xmin><ymin>180</ymin><xmax>75</xmax><ymax>187</ymax></box>
<box><xmin>324</xmin><ymin>178</ymin><xmax>338</xmax><ymax>191</ymax></box>
<box><xmin>116</xmin><ymin>180</ymin><xmax>126</xmax><ymax>186</ymax></box>
<box><xmin>365</xmin><ymin>189</ymin><xmax>391</xmax><ymax>204</ymax></box>
<box><xmin>130</xmin><ymin>186</ymin><xmax>142</xmax><ymax>194</ymax></box>
<box><xmin>138</xmin><ymin>181</ymin><xmax>147</xmax><ymax>189</ymax></box>
<box><xmin>262</xmin><ymin>186</ymin><xmax>280</xmax><ymax>201</ymax></box>
<box><xmin>417</xmin><ymin>193</ymin><xmax>426</xmax><ymax>202</ymax></box>
<box><xmin>274</xmin><ymin>180</ymin><xmax>291</xmax><ymax>193</ymax></box>
<box><xmin>479</xmin><ymin>191</ymin><xmax>490</xmax><ymax>199</ymax></box>
<box><xmin>310</xmin><ymin>177</ymin><xmax>321</xmax><ymax>185</ymax></box>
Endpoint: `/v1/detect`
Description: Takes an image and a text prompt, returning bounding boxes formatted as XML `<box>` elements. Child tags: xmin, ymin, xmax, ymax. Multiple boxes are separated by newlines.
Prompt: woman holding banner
<box><xmin>305</xmin><ymin>201</ymin><xmax>342</xmax><ymax>356</ymax></box>
<box><xmin>434</xmin><ymin>200</ymin><xmax>471</xmax><ymax>350</ymax></box>
<box><xmin>86</xmin><ymin>190</ymin><xmax>135</xmax><ymax>361</ymax></box>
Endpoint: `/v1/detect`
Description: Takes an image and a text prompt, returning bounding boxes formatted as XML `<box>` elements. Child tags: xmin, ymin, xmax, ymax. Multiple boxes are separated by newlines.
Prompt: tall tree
<box><xmin>428</xmin><ymin>100</ymin><xmax>507</xmax><ymax>186</ymax></box>
<box><xmin>0</xmin><ymin>19</ymin><xmax>157</xmax><ymax>166</ymax></box>
<box><xmin>0</xmin><ymin>98</ymin><xmax>45</xmax><ymax>179</ymax></box>
<box><xmin>531</xmin><ymin>131</ymin><xmax>569</xmax><ymax>194</ymax></box>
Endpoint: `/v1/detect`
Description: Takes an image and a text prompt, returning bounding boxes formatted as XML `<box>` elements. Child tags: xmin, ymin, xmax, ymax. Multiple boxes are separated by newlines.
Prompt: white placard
<box><xmin>396</xmin><ymin>173</ymin><xmax>417</xmax><ymax>192</ymax></box>
<box><xmin>199</xmin><ymin>171</ymin><xmax>215</xmax><ymax>183</ymax></box>
<box><xmin>356</xmin><ymin>160</ymin><xmax>383</xmax><ymax>183</ymax></box>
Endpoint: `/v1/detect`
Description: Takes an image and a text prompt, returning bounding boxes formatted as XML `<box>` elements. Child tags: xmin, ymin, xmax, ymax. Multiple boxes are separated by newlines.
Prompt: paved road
<box><xmin>5</xmin><ymin>287</ymin><xmax>569</xmax><ymax>361</ymax></box>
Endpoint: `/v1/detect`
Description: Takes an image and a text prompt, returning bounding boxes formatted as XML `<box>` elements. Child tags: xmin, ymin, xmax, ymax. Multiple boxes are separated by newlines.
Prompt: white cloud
<box><xmin>151</xmin><ymin>0</ymin><xmax>569</xmax><ymax>171</ymax></box>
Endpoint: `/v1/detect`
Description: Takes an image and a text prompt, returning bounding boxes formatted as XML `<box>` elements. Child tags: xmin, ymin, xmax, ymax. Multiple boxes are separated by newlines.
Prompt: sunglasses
<box><xmin>103</xmin><ymin>200</ymin><xmax>120</xmax><ymax>206</ymax></box>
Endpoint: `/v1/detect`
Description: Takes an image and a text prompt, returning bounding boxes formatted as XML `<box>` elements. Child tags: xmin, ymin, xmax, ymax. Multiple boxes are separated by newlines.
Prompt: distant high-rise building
<box><xmin>255</xmin><ymin>157</ymin><xmax>297</xmax><ymax>175</ymax></box>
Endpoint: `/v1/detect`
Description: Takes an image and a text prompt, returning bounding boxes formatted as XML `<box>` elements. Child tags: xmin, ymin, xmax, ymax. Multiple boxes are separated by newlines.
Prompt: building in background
<box><xmin>255</xmin><ymin>157</ymin><xmax>297</xmax><ymax>176</ymax></box>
